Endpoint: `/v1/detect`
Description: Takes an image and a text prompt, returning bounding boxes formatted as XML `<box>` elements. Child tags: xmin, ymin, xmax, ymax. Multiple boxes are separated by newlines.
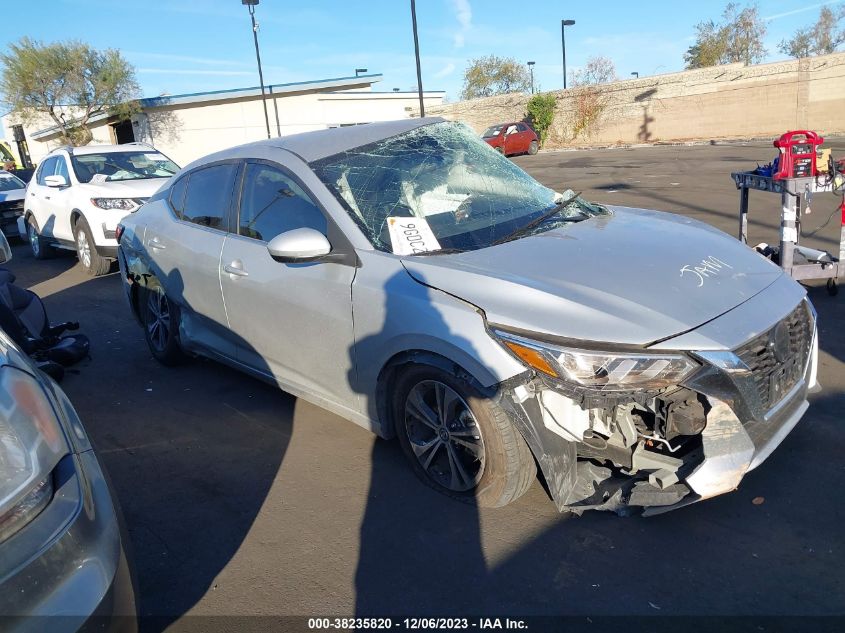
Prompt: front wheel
<box><xmin>528</xmin><ymin>140</ymin><xmax>539</xmax><ymax>155</ymax></box>
<box><xmin>74</xmin><ymin>218</ymin><xmax>111</xmax><ymax>276</ymax></box>
<box><xmin>141</xmin><ymin>286</ymin><xmax>186</xmax><ymax>366</ymax></box>
<box><xmin>393</xmin><ymin>364</ymin><xmax>536</xmax><ymax>508</ymax></box>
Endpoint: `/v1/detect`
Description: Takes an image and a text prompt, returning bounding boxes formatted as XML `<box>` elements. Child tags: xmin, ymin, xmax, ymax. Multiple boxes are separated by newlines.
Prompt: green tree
<box><xmin>525</xmin><ymin>93</ymin><xmax>556</xmax><ymax>145</ymax></box>
<box><xmin>1</xmin><ymin>38</ymin><xmax>139</xmax><ymax>146</ymax></box>
<box><xmin>779</xmin><ymin>6</ymin><xmax>845</xmax><ymax>58</ymax></box>
<box><xmin>684</xmin><ymin>20</ymin><xmax>729</xmax><ymax>69</ymax></box>
<box><xmin>684</xmin><ymin>3</ymin><xmax>767</xmax><ymax>69</ymax></box>
<box><xmin>460</xmin><ymin>55</ymin><xmax>531</xmax><ymax>100</ymax></box>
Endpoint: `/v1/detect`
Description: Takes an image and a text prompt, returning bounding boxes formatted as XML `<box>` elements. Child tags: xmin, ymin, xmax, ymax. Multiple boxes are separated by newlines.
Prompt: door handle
<box><xmin>45</xmin><ymin>196</ymin><xmax>51</xmax><ymax>200</ymax></box>
<box><xmin>224</xmin><ymin>262</ymin><xmax>249</xmax><ymax>277</ymax></box>
<box><xmin>29</xmin><ymin>192</ymin><xmax>34</xmax><ymax>197</ymax></box>
<box><xmin>148</xmin><ymin>237</ymin><xmax>166</xmax><ymax>250</ymax></box>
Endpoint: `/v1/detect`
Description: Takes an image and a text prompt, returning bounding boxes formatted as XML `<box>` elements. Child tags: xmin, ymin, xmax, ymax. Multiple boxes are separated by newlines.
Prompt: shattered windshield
<box><xmin>311</xmin><ymin>121</ymin><xmax>606</xmax><ymax>255</ymax></box>
<box><xmin>71</xmin><ymin>151</ymin><xmax>179</xmax><ymax>183</ymax></box>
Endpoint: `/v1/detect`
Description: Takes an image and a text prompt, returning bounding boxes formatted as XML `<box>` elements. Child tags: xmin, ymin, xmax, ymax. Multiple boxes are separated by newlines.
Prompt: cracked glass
<box><xmin>311</xmin><ymin>121</ymin><xmax>606</xmax><ymax>254</ymax></box>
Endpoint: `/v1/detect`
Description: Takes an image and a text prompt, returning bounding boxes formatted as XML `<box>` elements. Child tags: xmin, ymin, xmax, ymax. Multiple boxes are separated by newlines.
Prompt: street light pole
<box><xmin>410</xmin><ymin>0</ymin><xmax>425</xmax><ymax>118</ymax></box>
<box><xmin>561</xmin><ymin>19</ymin><xmax>575</xmax><ymax>89</ymax></box>
<box><xmin>243</xmin><ymin>0</ymin><xmax>271</xmax><ymax>139</ymax></box>
<box><xmin>527</xmin><ymin>61</ymin><xmax>535</xmax><ymax>94</ymax></box>
<box><xmin>631</xmin><ymin>71</ymin><xmax>639</xmax><ymax>78</ymax></box>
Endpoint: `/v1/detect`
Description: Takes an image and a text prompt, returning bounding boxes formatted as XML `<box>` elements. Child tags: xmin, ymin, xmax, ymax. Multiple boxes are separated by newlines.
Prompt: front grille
<box><xmin>0</xmin><ymin>199</ymin><xmax>24</xmax><ymax>220</ymax></box>
<box><xmin>734</xmin><ymin>301</ymin><xmax>813</xmax><ymax>412</ymax></box>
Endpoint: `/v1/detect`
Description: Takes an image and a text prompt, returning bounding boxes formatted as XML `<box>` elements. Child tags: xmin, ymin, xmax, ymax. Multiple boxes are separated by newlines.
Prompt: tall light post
<box><xmin>631</xmin><ymin>71</ymin><xmax>639</xmax><ymax>78</ymax></box>
<box><xmin>561</xmin><ymin>19</ymin><xmax>575</xmax><ymax>89</ymax></box>
<box><xmin>355</xmin><ymin>68</ymin><xmax>368</xmax><ymax>76</ymax></box>
<box><xmin>527</xmin><ymin>61</ymin><xmax>535</xmax><ymax>94</ymax></box>
<box><xmin>410</xmin><ymin>0</ymin><xmax>425</xmax><ymax>117</ymax></box>
<box><xmin>242</xmin><ymin>0</ymin><xmax>271</xmax><ymax>139</ymax></box>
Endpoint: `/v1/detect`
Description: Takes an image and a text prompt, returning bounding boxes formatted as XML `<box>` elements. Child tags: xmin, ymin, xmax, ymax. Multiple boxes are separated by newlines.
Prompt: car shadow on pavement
<box><xmin>25</xmin><ymin>261</ymin><xmax>295</xmax><ymax>632</ymax></box>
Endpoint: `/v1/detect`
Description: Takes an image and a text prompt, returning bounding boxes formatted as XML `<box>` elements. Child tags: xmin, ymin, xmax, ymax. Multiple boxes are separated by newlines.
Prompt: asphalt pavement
<box><xmin>8</xmin><ymin>139</ymin><xmax>845</xmax><ymax>631</ymax></box>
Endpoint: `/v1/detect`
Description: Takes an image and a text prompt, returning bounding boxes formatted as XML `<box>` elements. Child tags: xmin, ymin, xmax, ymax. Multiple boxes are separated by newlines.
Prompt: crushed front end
<box><xmin>491</xmin><ymin>294</ymin><xmax>818</xmax><ymax>515</ymax></box>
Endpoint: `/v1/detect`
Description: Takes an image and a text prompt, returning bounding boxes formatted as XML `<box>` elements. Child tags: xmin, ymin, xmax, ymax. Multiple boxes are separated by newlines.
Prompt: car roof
<box><xmin>240</xmin><ymin>117</ymin><xmax>445</xmax><ymax>164</ymax></box>
<box><xmin>49</xmin><ymin>143</ymin><xmax>158</xmax><ymax>157</ymax></box>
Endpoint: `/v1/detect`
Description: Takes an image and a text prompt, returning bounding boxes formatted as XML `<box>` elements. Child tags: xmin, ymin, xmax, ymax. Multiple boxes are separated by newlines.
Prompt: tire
<box><xmin>27</xmin><ymin>216</ymin><xmax>54</xmax><ymax>260</ymax></box>
<box><xmin>528</xmin><ymin>140</ymin><xmax>539</xmax><ymax>155</ymax></box>
<box><xmin>495</xmin><ymin>146</ymin><xmax>505</xmax><ymax>155</ymax></box>
<box><xmin>140</xmin><ymin>285</ymin><xmax>186</xmax><ymax>366</ymax></box>
<box><xmin>393</xmin><ymin>364</ymin><xmax>536</xmax><ymax>508</ymax></box>
<box><xmin>74</xmin><ymin>218</ymin><xmax>111</xmax><ymax>276</ymax></box>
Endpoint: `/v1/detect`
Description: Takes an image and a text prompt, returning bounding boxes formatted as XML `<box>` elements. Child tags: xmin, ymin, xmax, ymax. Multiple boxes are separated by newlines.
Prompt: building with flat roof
<box><xmin>2</xmin><ymin>73</ymin><xmax>444</xmax><ymax>167</ymax></box>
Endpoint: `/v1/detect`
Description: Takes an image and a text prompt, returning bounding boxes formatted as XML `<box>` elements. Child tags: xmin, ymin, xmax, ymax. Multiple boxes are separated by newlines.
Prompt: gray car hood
<box><xmin>401</xmin><ymin>206</ymin><xmax>784</xmax><ymax>346</ymax></box>
<box><xmin>0</xmin><ymin>189</ymin><xmax>24</xmax><ymax>203</ymax></box>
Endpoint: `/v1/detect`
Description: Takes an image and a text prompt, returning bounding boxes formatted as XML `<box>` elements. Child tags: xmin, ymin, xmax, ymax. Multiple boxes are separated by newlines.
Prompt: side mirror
<box><xmin>0</xmin><ymin>229</ymin><xmax>12</xmax><ymax>264</ymax></box>
<box><xmin>267</xmin><ymin>228</ymin><xmax>332</xmax><ymax>262</ymax></box>
<box><xmin>44</xmin><ymin>175</ymin><xmax>68</xmax><ymax>188</ymax></box>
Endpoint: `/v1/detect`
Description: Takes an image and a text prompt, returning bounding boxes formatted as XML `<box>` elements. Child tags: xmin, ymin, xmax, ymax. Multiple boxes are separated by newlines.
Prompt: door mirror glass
<box><xmin>267</xmin><ymin>228</ymin><xmax>331</xmax><ymax>262</ymax></box>
<box><xmin>44</xmin><ymin>174</ymin><xmax>67</xmax><ymax>188</ymax></box>
<box><xmin>0</xmin><ymin>229</ymin><xmax>12</xmax><ymax>264</ymax></box>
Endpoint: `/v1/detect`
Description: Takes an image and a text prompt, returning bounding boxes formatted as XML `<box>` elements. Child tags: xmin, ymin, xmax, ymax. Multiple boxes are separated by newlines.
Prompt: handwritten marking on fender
<box><xmin>680</xmin><ymin>256</ymin><xmax>733</xmax><ymax>287</ymax></box>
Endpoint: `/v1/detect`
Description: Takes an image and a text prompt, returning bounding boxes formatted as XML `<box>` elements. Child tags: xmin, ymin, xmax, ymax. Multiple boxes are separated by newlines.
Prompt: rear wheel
<box><xmin>27</xmin><ymin>217</ymin><xmax>54</xmax><ymax>260</ymax></box>
<box><xmin>74</xmin><ymin>218</ymin><xmax>111</xmax><ymax>276</ymax></box>
<box><xmin>141</xmin><ymin>286</ymin><xmax>186</xmax><ymax>366</ymax></box>
<box><xmin>393</xmin><ymin>364</ymin><xmax>535</xmax><ymax>507</ymax></box>
<box><xmin>528</xmin><ymin>140</ymin><xmax>539</xmax><ymax>155</ymax></box>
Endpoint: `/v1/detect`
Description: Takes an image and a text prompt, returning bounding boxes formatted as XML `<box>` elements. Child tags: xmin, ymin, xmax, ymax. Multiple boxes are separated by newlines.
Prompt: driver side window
<box><xmin>36</xmin><ymin>157</ymin><xmax>57</xmax><ymax>185</ymax></box>
<box><xmin>238</xmin><ymin>163</ymin><xmax>327</xmax><ymax>242</ymax></box>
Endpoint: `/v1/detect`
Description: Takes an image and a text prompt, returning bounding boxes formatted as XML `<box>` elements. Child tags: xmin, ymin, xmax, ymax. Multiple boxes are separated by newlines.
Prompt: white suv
<box><xmin>23</xmin><ymin>143</ymin><xmax>179</xmax><ymax>275</ymax></box>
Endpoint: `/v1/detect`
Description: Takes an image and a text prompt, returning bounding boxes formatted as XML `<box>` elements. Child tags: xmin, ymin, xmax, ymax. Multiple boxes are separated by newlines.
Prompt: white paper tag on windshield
<box><xmin>387</xmin><ymin>216</ymin><xmax>441</xmax><ymax>255</ymax></box>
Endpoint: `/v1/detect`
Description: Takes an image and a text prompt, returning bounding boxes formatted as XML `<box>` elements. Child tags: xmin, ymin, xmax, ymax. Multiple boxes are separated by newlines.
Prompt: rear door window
<box><xmin>181</xmin><ymin>163</ymin><xmax>238</xmax><ymax>230</ymax></box>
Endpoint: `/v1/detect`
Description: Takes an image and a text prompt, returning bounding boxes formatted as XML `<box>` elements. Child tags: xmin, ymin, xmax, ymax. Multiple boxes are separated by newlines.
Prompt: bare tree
<box><xmin>569</xmin><ymin>56</ymin><xmax>617</xmax><ymax>87</ymax></box>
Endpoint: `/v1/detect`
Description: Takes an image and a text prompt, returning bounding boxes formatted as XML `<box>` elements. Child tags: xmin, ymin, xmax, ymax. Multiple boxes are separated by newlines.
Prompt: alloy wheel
<box><xmin>404</xmin><ymin>380</ymin><xmax>485</xmax><ymax>492</ymax></box>
<box><xmin>146</xmin><ymin>289</ymin><xmax>171</xmax><ymax>353</ymax></box>
<box><xmin>76</xmin><ymin>229</ymin><xmax>91</xmax><ymax>269</ymax></box>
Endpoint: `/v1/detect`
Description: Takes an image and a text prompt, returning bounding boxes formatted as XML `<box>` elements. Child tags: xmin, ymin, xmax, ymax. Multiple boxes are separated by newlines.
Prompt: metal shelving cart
<box><xmin>731</xmin><ymin>171</ymin><xmax>843</xmax><ymax>294</ymax></box>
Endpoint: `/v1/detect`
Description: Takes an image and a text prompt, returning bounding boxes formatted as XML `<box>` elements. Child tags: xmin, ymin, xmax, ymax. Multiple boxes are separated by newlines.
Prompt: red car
<box><xmin>482</xmin><ymin>122</ymin><xmax>539</xmax><ymax>156</ymax></box>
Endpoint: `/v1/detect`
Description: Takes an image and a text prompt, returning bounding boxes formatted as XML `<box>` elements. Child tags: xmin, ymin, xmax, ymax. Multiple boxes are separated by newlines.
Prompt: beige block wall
<box><xmin>424</xmin><ymin>53</ymin><xmax>845</xmax><ymax>147</ymax></box>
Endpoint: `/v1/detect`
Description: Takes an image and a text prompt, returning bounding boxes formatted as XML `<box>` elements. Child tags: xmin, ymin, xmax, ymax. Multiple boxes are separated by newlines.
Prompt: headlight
<box><xmin>493</xmin><ymin>330</ymin><xmax>698</xmax><ymax>391</ymax></box>
<box><xmin>0</xmin><ymin>367</ymin><xmax>68</xmax><ymax>542</ymax></box>
<box><xmin>90</xmin><ymin>198</ymin><xmax>137</xmax><ymax>211</ymax></box>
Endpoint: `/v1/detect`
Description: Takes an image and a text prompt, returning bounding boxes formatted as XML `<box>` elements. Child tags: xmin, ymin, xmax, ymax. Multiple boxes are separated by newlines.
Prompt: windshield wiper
<box><xmin>491</xmin><ymin>191</ymin><xmax>585</xmax><ymax>246</ymax></box>
<box><xmin>409</xmin><ymin>247</ymin><xmax>468</xmax><ymax>256</ymax></box>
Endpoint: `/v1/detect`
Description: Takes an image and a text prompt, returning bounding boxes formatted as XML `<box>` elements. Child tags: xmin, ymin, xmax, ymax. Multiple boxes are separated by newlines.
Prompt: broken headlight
<box><xmin>493</xmin><ymin>330</ymin><xmax>698</xmax><ymax>391</ymax></box>
<box><xmin>0</xmin><ymin>367</ymin><xmax>67</xmax><ymax>542</ymax></box>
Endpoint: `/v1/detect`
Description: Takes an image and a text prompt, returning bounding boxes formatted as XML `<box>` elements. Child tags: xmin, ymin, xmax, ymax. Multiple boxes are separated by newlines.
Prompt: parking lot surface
<box><xmin>10</xmin><ymin>139</ymin><xmax>845</xmax><ymax>629</ymax></box>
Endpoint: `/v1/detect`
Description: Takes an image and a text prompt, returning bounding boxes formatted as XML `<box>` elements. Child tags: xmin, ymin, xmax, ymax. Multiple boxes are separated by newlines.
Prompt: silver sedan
<box><xmin>117</xmin><ymin>118</ymin><xmax>817</xmax><ymax>514</ymax></box>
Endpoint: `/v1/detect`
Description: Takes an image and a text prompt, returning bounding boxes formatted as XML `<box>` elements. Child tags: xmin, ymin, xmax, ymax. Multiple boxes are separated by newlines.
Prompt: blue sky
<box><xmin>2</xmin><ymin>0</ymin><xmax>842</xmax><ymax>101</ymax></box>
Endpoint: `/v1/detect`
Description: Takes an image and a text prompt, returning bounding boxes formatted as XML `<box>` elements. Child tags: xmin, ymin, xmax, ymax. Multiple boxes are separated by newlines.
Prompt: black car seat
<box><xmin>0</xmin><ymin>270</ymin><xmax>89</xmax><ymax>374</ymax></box>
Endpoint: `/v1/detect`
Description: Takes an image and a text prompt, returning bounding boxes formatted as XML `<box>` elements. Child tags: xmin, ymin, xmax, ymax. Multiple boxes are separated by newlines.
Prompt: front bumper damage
<box><xmin>497</xmin><ymin>298</ymin><xmax>818</xmax><ymax>515</ymax></box>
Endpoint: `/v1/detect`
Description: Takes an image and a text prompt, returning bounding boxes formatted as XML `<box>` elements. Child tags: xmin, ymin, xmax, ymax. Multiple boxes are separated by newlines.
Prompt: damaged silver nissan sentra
<box><xmin>117</xmin><ymin>118</ymin><xmax>818</xmax><ymax>515</ymax></box>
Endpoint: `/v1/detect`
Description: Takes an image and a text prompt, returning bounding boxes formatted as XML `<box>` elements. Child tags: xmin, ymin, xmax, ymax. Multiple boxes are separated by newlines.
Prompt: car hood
<box><xmin>0</xmin><ymin>189</ymin><xmax>24</xmax><ymax>203</ymax></box>
<box><xmin>78</xmin><ymin>178</ymin><xmax>169</xmax><ymax>198</ymax></box>
<box><xmin>401</xmin><ymin>206</ymin><xmax>784</xmax><ymax>346</ymax></box>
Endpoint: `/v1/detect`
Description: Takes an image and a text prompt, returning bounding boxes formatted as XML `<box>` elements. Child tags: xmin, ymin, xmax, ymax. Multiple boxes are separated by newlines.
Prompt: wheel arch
<box><xmin>375</xmin><ymin>348</ymin><xmax>496</xmax><ymax>440</ymax></box>
<box><xmin>70</xmin><ymin>208</ymin><xmax>85</xmax><ymax>229</ymax></box>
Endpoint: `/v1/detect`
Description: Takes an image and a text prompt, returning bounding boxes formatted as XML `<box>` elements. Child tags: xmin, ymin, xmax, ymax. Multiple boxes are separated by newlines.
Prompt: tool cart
<box><xmin>731</xmin><ymin>130</ymin><xmax>845</xmax><ymax>295</ymax></box>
